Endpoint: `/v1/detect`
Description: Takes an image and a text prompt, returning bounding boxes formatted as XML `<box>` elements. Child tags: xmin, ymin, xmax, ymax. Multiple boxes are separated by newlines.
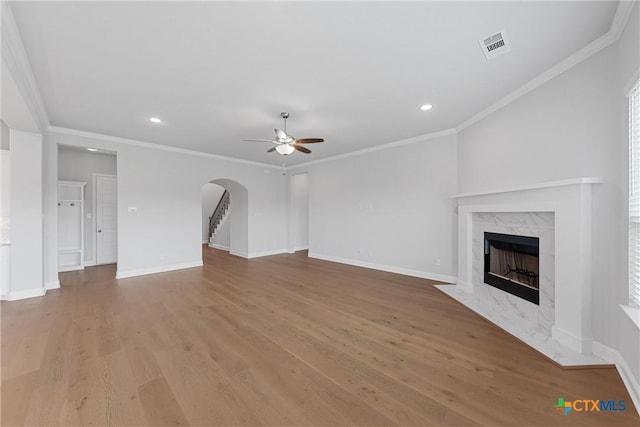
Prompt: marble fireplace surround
<box><xmin>437</xmin><ymin>177</ymin><xmax>607</xmax><ymax>366</ymax></box>
<box><xmin>473</xmin><ymin>212</ymin><xmax>554</xmax><ymax>329</ymax></box>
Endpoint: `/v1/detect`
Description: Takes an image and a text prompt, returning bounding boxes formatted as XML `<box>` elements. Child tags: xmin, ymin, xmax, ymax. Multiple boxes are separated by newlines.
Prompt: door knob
<box><xmin>98</xmin><ymin>230</ymin><xmax>102</xmax><ymax>233</ymax></box>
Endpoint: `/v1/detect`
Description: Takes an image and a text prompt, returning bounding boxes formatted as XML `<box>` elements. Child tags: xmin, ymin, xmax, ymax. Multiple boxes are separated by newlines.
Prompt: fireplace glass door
<box><xmin>484</xmin><ymin>232</ymin><xmax>540</xmax><ymax>304</ymax></box>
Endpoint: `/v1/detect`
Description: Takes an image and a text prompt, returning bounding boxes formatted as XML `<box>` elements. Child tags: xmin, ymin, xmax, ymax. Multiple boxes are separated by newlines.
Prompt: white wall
<box><xmin>1</xmin><ymin>120</ymin><xmax>9</xmax><ymax>150</ymax></box>
<box><xmin>458</xmin><ymin>45</ymin><xmax>621</xmax><ymax>193</ymax></box>
<box><xmin>291</xmin><ymin>173</ymin><xmax>309</xmax><ymax>251</ymax></box>
<box><xmin>457</xmin><ymin>2</ymin><xmax>639</xmax><ymax>389</ymax></box>
<box><xmin>9</xmin><ymin>130</ymin><xmax>43</xmax><ymax>299</ymax></box>
<box><xmin>290</xmin><ymin>133</ymin><xmax>458</xmax><ymax>281</ymax></box>
<box><xmin>201</xmin><ymin>183</ymin><xmax>225</xmax><ymax>242</ymax></box>
<box><xmin>58</xmin><ymin>148</ymin><xmax>117</xmax><ymax>264</ymax></box>
<box><xmin>47</xmin><ymin>130</ymin><xmax>287</xmax><ymax>277</ymax></box>
<box><xmin>2</xmin><ymin>4</ymin><xmax>49</xmax><ymax>297</ymax></box>
<box><xmin>42</xmin><ymin>133</ymin><xmax>58</xmax><ymax>288</ymax></box>
<box><xmin>0</xmin><ymin>130</ymin><xmax>9</xmax><ymax>300</ymax></box>
<box><xmin>1</xmin><ymin>121</ymin><xmax>10</xmax><ymax>243</ymax></box>
<box><xmin>1</xmin><ymin>150</ymin><xmax>10</xmax><ymax>240</ymax></box>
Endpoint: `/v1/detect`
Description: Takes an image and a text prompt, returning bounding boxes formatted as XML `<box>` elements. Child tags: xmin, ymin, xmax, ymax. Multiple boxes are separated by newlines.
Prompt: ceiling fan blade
<box><xmin>267</xmin><ymin>146</ymin><xmax>277</xmax><ymax>153</ymax></box>
<box><xmin>294</xmin><ymin>138</ymin><xmax>324</xmax><ymax>144</ymax></box>
<box><xmin>294</xmin><ymin>145</ymin><xmax>312</xmax><ymax>154</ymax></box>
<box><xmin>243</xmin><ymin>138</ymin><xmax>277</xmax><ymax>144</ymax></box>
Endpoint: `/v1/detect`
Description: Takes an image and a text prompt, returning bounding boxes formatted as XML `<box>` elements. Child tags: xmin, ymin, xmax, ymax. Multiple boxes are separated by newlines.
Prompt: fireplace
<box><xmin>484</xmin><ymin>232</ymin><xmax>540</xmax><ymax>304</ymax></box>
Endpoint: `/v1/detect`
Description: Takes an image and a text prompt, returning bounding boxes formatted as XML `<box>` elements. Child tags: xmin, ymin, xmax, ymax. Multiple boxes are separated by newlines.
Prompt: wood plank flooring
<box><xmin>1</xmin><ymin>247</ymin><xmax>638</xmax><ymax>426</ymax></box>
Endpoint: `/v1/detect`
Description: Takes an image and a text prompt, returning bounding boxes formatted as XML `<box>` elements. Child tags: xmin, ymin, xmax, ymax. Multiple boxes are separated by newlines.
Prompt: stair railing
<box><xmin>209</xmin><ymin>190</ymin><xmax>230</xmax><ymax>239</ymax></box>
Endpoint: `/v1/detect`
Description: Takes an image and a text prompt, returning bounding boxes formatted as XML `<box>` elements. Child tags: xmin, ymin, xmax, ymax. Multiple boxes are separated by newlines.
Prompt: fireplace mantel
<box><xmin>440</xmin><ymin>177</ymin><xmax>604</xmax><ymax>366</ymax></box>
<box><xmin>452</xmin><ymin>177</ymin><xmax>603</xmax><ymax>199</ymax></box>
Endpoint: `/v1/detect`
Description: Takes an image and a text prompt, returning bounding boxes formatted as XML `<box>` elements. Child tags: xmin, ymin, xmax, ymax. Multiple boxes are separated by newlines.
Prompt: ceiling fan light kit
<box><xmin>275</xmin><ymin>144</ymin><xmax>295</xmax><ymax>155</ymax></box>
<box><xmin>243</xmin><ymin>112</ymin><xmax>325</xmax><ymax>156</ymax></box>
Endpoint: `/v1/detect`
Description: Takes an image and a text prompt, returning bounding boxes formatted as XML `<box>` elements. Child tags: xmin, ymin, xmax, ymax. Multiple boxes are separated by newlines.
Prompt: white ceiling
<box><xmin>10</xmin><ymin>1</ymin><xmax>618</xmax><ymax>166</ymax></box>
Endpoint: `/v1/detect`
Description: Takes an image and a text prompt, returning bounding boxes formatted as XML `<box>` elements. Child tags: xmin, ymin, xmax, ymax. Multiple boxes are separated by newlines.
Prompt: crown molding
<box><xmin>609</xmin><ymin>0</ymin><xmax>637</xmax><ymax>41</ymax></box>
<box><xmin>47</xmin><ymin>126</ymin><xmax>284</xmax><ymax>170</ymax></box>
<box><xmin>1</xmin><ymin>2</ymin><xmax>49</xmax><ymax>130</ymax></box>
<box><xmin>286</xmin><ymin>128</ymin><xmax>457</xmax><ymax>170</ymax></box>
<box><xmin>456</xmin><ymin>1</ymin><xmax>637</xmax><ymax>133</ymax></box>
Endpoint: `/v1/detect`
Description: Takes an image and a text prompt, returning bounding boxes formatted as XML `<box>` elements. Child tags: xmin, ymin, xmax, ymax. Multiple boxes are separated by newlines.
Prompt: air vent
<box><xmin>479</xmin><ymin>30</ymin><xmax>511</xmax><ymax>60</ymax></box>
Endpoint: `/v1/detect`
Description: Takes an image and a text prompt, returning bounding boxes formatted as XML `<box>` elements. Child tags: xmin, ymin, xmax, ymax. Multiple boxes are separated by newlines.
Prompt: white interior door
<box><xmin>96</xmin><ymin>175</ymin><xmax>117</xmax><ymax>264</ymax></box>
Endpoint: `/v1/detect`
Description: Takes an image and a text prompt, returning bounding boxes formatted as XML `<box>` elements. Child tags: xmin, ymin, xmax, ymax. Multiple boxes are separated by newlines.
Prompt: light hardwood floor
<box><xmin>1</xmin><ymin>247</ymin><xmax>638</xmax><ymax>426</ymax></box>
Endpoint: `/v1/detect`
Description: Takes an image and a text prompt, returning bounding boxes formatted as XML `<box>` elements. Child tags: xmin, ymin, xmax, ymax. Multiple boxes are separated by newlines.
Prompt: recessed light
<box><xmin>419</xmin><ymin>104</ymin><xmax>433</xmax><ymax>111</ymax></box>
<box><xmin>87</xmin><ymin>148</ymin><xmax>98</xmax><ymax>152</ymax></box>
<box><xmin>149</xmin><ymin>117</ymin><xmax>162</xmax><ymax>124</ymax></box>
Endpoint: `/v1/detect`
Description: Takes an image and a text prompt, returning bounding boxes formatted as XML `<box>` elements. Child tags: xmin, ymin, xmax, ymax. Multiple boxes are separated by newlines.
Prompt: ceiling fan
<box><xmin>244</xmin><ymin>112</ymin><xmax>324</xmax><ymax>155</ymax></box>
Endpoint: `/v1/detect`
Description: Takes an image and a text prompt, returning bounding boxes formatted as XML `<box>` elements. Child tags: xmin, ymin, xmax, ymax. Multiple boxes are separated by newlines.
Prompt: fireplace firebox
<box><xmin>484</xmin><ymin>232</ymin><xmax>540</xmax><ymax>305</ymax></box>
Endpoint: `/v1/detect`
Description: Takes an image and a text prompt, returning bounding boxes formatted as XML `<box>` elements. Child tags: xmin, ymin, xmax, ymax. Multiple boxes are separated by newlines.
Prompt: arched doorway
<box><xmin>202</xmin><ymin>182</ymin><xmax>228</xmax><ymax>247</ymax></box>
<box><xmin>202</xmin><ymin>179</ymin><xmax>249</xmax><ymax>258</ymax></box>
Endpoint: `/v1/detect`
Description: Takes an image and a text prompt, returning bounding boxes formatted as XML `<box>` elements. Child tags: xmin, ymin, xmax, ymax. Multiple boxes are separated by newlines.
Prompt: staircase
<box><xmin>208</xmin><ymin>190</ymin><xmax>230</xmax><ymax>244</ymax></box>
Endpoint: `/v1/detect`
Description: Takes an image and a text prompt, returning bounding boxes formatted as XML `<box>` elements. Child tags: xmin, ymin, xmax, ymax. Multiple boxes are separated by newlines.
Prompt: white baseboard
<box><xmin>202</xmin><ymin>240</ymin><xmax>209</xmax><ymax>244</ymax></box>
<box><xmin>229</xmin><ymin>250</ymin><xmax>249</xmax><ymax>259</ymax></box>
<box><xmin>592</xmin><ymin>341</ymin><xmax>640</xmax><ymax>416</ymax></box>
<box><xmin>45</xmin><ymin>280</ymin><xmax>60</xmax><ymax>290</ymax></box>
<box><xmin>58</xmin><ymin>265</ymin><xmax>84</xmax><ymax>273</ymax></box>
<box><xmin>247</xmin><ymin>249</ymin><xmax>288</xmax><ymax>259</ymax></box>
<box><xmin>209</xmin><ymin>243</ymin><xmax>230</xmax><ymax>251</ymax></box>
<box><xmin>84</xmin><ymin>259</ymin><xmax>96</xmax><ymax>267</ymax></box>
<box><xmin>116</xmin><ymin>261</ymin><xmax>203</xmax><ymax>279</ymax></box>
<box><xmin>8</xmin><ymin>287</ymin><xmax>46</xmax><ymax>301</ymax></box>
<box><xmin>294</xmin><ymin>245</ymin><xmax>309</xmax><ymax>251</ymax></box>
<box><xmin>307</xmin><ymin>252</ymin><xmax>457</xmax><ymax>283</ymax></box>
<box><xmin>551</xmin><ymin>325</ymin><xmax>591</xmax><ymax>355</ymax></box>
<box><xmin>228</xmin><ymin>249</ymin><xmax>288</xmax><ymax>259</ymax></box>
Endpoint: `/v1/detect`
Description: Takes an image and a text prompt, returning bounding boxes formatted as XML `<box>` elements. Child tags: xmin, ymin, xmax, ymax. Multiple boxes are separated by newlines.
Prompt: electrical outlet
<box><xmin>435</xmin><ymin>258</ymin><xmax>441</xmax><ymax>266</ymax></box>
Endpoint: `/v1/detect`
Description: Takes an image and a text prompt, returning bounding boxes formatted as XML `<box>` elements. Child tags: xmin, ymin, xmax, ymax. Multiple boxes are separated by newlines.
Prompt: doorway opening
<box><xmin>289</xmin><ymin>173</ymin><xmax>309</xmax><ymax>252</ymax></box>
<box><xmin>201</xmin><ymin>179</ymin><xmax>248</xmax><ymax>259</ymax></box>
<box><xmin>57</xmin><ymin>145</ymin><xmax>117</xmax><ymax>279</ymax></box>
<box><xmin>202</xmin><ymin>182</ymin><xmax>229</xmax><ymax>249</ymax></box>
